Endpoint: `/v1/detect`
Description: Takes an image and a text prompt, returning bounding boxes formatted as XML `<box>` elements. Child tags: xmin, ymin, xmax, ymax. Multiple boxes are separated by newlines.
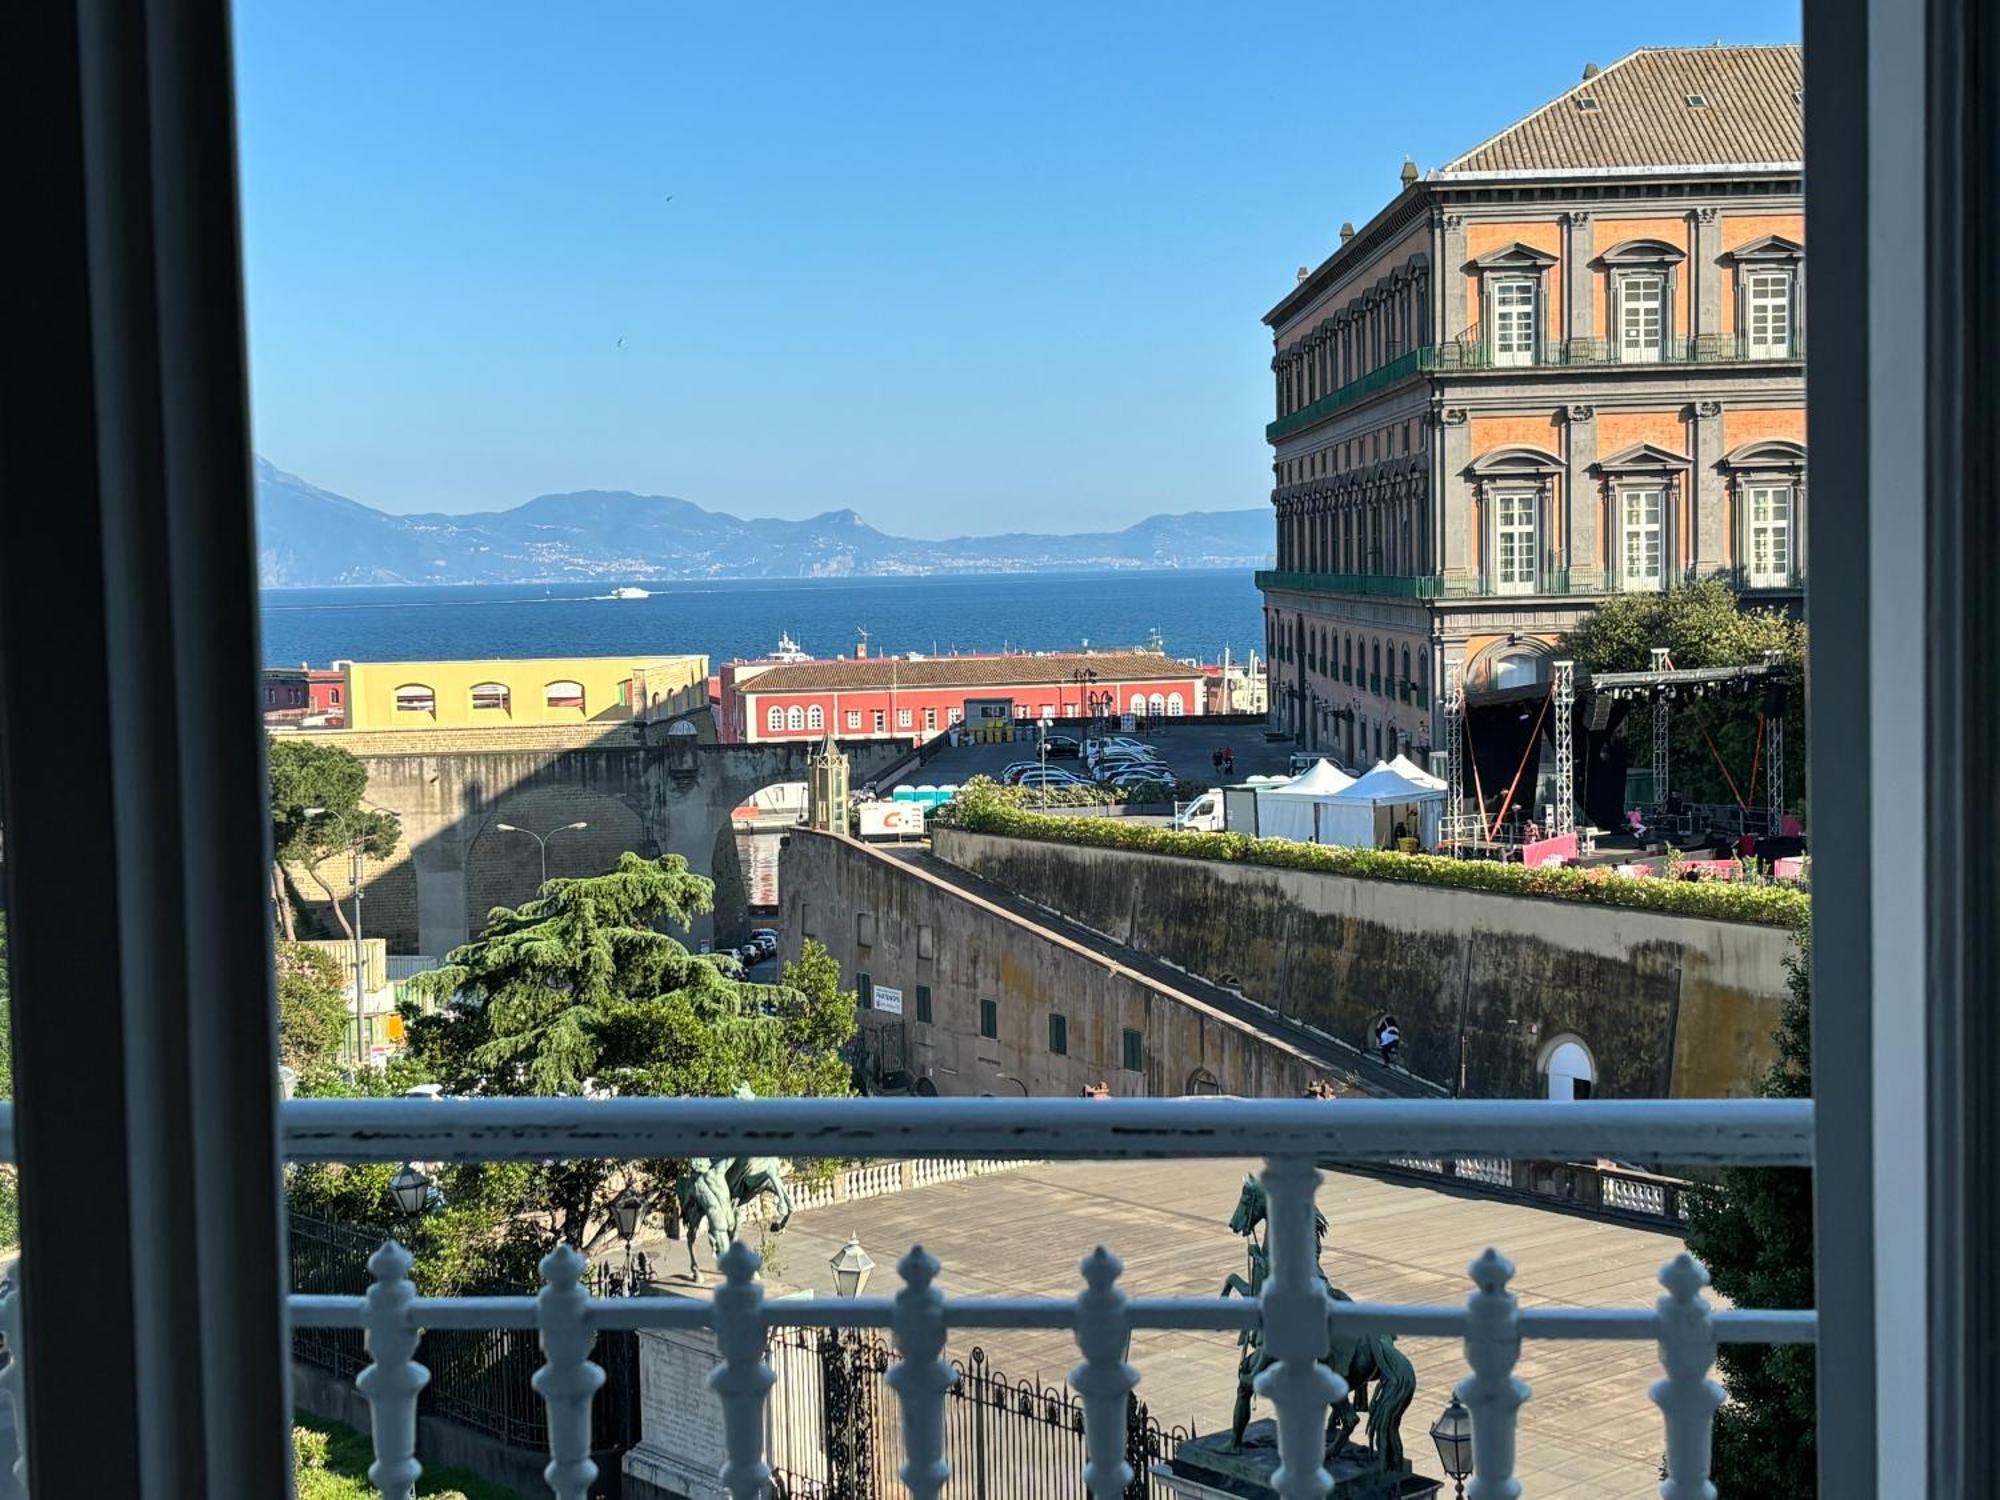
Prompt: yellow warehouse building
<box><xmin>338</xmin><ymin>655</ymin><xmax>708</xmax><ymax>730</ymax></box>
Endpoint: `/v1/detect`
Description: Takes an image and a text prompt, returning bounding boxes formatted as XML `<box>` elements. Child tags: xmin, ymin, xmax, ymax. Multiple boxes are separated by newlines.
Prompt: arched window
<box><xmin>1543</xmin><ymin>1037</ymin><xmax>1597</xmax><ymax>1101</ymax></box>
<box><xmin>1400</xmin><ymin>647</ymin><xmax>1412</xmax><ymax>702</ymax></box>
<box><xmin>329</xmin><ymin>687</ymin><xmax>342</xmax><ymax>705</ymax></box>
<box><xmin>545</xmin><ymin>680</ymin><xmax>585</xmax><ymax>711</ymax></box>
<box><xmin>1147</xmin><ymin>692</ymin><xmax>1166</xmax><ymax>713</ymax></box>
<box><xmin>1186</xmin><ymin>1067</ymin><xmax>1222</xmax><ymax>1097</ymax></box>
<box><xmin>1344</xmin><ymin>635</ymin><xmax>1353</xmax><ymax>682</ymax></box>
<box><xmin>807</xmin><ymin>704</ymin><xmax>824</xmax><ymax>731</ymax></box>
<box><xmin>1165</xmin><ymin>693</ymin><xmax>1185</xmax><ymax>716</ymax></box>
<box><xmin>393</xmin><ymin>683</ymin><xmax>436</xmax><ymax>715</ymax></box>
<box><xmin>470</xmin><ymin>682</ymin><xmax>510</xmax><ymax>712</ymax></box>
<box><xmin>766</xmin><ymin>705</ymin><xmax>783</xmax><ymax>733</ymax></box>
<box><xmin>785</xmin><ymin>706</ymin><xmax>805</xmax><ymax>731</ymax></box>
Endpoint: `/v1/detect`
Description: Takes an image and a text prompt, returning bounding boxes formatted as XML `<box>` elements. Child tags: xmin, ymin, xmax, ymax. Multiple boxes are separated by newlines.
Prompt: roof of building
<box><xmin>1439</xmin><ymin>45</ymin><xmax>1802</xmax><ymax>178</ymax></box>
<box><xmin>734</xmin><ymin>651</ymin><xmax>1197</xmax><ymax>695</ymax></box>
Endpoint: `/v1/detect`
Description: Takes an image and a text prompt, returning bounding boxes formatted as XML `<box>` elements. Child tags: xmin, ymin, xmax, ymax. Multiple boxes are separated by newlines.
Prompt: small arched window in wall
<box><xmin>1165</xmin><ymin>693</ymin><xmax>1185</xmax><ymax>716</ymax></box>
<box><xmin>1186</xmin><ymin>1067</ymin><xmax>1222</xmax><ymax>1097</ymax></box>
<box><xmin>1147</xmin><ymin>692</ymin><xmax>1166</xmax><ymax>714</ymax></box>
<box><xmin>393</xmin><ymin>683</ymin><xmax>436</xmax><ymax>715</ymax></box>
<box><xmin>807</xmin><ymin>705</ymin><xmax>824</xmax><ymax>730</ymax></box>
<box><xmin>470</xmin><ymin>682</ymin><xmax>510</xmax><ymax>713</ymax></box>
<box><xmin>1401</xmin><ymin>647</ymin><xmax>1412</xmax><ymax>702</ymax></box>
<box><xmin>766</xmin><ymin>705</ymin><xmax>783</xmax><ymax>733</ymax></box>
<box><xmin>545</xmin><ymin>680</ymin><xmax>586</xmax><ymax>711</ymax></box>
<box><xmin>786</xmin><ymin>705</ymin><xmax>805</xmax><ymax>731</ymax></box>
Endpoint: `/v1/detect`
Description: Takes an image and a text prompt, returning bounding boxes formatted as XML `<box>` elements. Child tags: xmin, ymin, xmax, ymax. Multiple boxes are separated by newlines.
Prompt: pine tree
<box><xmin>1684</xmin><ymin>921</ymin><xmax>1815</xmax><ymax>1495</ymax></box>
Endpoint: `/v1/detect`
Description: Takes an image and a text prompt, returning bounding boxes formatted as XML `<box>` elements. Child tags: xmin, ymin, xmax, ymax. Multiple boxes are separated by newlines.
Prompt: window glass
<box><xmin>470</xmin><ymin>682</ymin><xmax>509</xmax><ymax>711</ymax></box>
<box><xmin>1619</xmin><ymin>273</ymin><xmax>1665</xmax><ymax>362</ymax></box>
<box><xmin>979</xmin><ymin>998</ymin><xmax>998</xmax><ymax>1040</ymax></box>
<box><xmin>924</xmin><ymin>708</ymin><xmax>937</xmax><ymax>731</ymax></box>
<box><xmin>807</xmin><ymin>705</ymin><xmax>824</xmax><ymax>730</ymax></box>
<box><xmin>845</xmin><ymin>710</ymin><xmax>861</xmax><ymax>730</ymax></box>
<box><xmin>897</xmin><ymin>708</ymin><xmax>912</xmax><ymax>728</ymax></box>
<box><xmin>857</xmin><ymin>972</ymin><xmax>873</xmax><ymax>1009</ymax></box>
<box><xmin>767</xmin><ymin>705</ymin><xmax>783</xmax><ymax>732</ymax></box>
<box><xmin>873</xmin><ymin>710</ymin><xmax>886</xmax><ymax>732</ymax></box>
<box><xmin>786</xmin><ymin>706</ymin><xmax>805</xmax><ymax>731</ymax></box>
<box><xmin>1747</xmin><ymin>483</ymin><xmax>1794</xmax><ymax>585</ymax></box>
<box><xmin>1122</xmin><ymin>1027</ymin><xmax>1143</xmax><ymax>1072</ymax></box>
<box><xmin>1621</xmin><ymin>488</ymin><xmax>1665</xmax><ymax>589</ymax></box>
<box><xmin>545</xmin><ymin>680</ymin><xmax>585</xmax><ymax>711</ymax></box>
<box><xmin>1491</xmin><ymin>277</ymin><xmax>1537</xmax><ymax>366</ymax></box>
<box><xmin>1495</xmin><ymin>492</ymin><xmax>1537</xmax><ymax>593</ymax></box>
<box><xmin>915</xmin><ymin>985</ymin><xmax>933</xmax><ymax>1024</ymax></box>
<box><xmin>394</xmin><ymin>683</ymin><xmax>436</xmax><ymax>713</ymax></box>
<box><xmin>1048</xmin><ymin>1012</ymin><xmax>1068</xmax><ymax>1056</ymax></box>
<box><xmin>1746</xmin><ymin>269</ymin><xmax>1793</xmax><ymax>357</ymax></box>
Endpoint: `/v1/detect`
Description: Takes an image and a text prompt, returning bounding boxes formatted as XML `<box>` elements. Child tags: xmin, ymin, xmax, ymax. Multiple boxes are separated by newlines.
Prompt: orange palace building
<box><xmin>1256</xmin><ymin>45</ymin><xmax>1805</xmax><ymax>766</ymax></box>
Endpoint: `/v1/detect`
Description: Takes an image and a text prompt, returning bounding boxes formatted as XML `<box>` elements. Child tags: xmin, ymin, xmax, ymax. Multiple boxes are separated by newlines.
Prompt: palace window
<box><xmin>1747</xmin><ymin>483</ymin><xmax>1795</xmax><ymax>586</ymax></box>
<box><xmin>1746</xmin><ymin>269</ymin><xmax>1796</xmax><ymax>358</ymax></box>
<box><xmin>1495</xmin><ymin>492</ymin><xmax>1538</xmax><ymax>594</ymax></box>
<box><xmin>469</xmin><ymin>682</ymin><xmax>510</xmax><ymax>712</ymax></box>
<box><xmin>1620</xmin><ymin>488</ymin><xmax>1666</xmax><ymax>590</ymax></box>
<box><xmin>1618</xmin><ymin>273</ymin><xmax>1666</xmax><ymax>362</ymax></box>
<box><xmin>786</xmin><ymin>706</ymin><xmax>805</xmax><ymax>731</ymax></box>
<box><xmin>393</xmin><ymin>683</ymin><xmax>435</xmax><ymax>715</ymax></box>
<box><xmin>1491</xmin><ymin>277</ymin><xmax>1537</xmax><ymax>367</ymax></box>
<box><xmin>807</xmin><ymin>705</ymin><xmax>823</xmax><ymax>731</ymax></box>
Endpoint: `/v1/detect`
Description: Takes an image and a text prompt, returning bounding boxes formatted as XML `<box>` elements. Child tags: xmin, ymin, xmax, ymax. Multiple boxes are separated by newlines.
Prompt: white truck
<box><xmin>1170</xmin><ymin>777</ymin><xmax>1291</xmax><ymax>834</ymax></box>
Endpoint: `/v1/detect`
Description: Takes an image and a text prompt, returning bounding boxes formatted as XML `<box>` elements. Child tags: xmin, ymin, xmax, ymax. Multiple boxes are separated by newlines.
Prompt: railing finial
<box><xmin>1071</xmin><ymin>1246</ymin><xmax>1139</xmax><ymax>1498</ymax></box>
<box><xmin>886</xmin><ymin>1245</ymin><xmax>955</xmax><ymax>1499</ymax></box>
<box><xmin>355</xmin><ymin>1239</ymin><xmax>428</xmax><ymax>1500</ymax></box>
<box><xmin>533</xmin><ymin>1241</ymin><xmax>605</xmax><ymax>1500</ymax></box>
<box><xmin>1653</xmin><ymin>1253</ymin><xmax>1723</xmax><ymax>1500</ymax></box>
<box><xmin>709</xmin><ymin>1240</ymin><xmax>775</xmax><ymax>1499</ymax></box>
<box><xmin>1458</xmin><ymin>1247</ymin><xmax>1528</xmax><ymax>1500</ymax></box>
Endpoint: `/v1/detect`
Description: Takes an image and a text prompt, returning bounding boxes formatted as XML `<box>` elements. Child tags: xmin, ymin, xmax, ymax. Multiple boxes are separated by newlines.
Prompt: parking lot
<box><xmin>890</xmin><ymin>718</ymin><xmax>1301</xmax><ymax>792</ymax></box>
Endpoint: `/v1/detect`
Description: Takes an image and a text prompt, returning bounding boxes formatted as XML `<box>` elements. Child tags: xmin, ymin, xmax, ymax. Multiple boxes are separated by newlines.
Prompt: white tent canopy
<box><xmin>1251</xmin><ymin>759</ymin><xmax>1356</xmax><ymax>842</ymax></box>
<box><xmin>1386</xmin><ymin>752</ymin><xmax>1447</xmax><ymax>790</ymax></box>
<box><xmin>1317</xmin><ymin>760</ymin><xmax>1449</xmax><ymax>848</ymax></box>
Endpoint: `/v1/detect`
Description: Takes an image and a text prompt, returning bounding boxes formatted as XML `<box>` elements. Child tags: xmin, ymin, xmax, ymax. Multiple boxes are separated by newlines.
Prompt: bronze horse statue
<box><xmin>673</xmin><ymin>1088</ymin><xmax>798</xmax><ymax>1275</ymax></box>
<box><xmin>1223</xmin><ymin>1174</ymin><xmax>1417</xmax><ymax>1470</ymax></box>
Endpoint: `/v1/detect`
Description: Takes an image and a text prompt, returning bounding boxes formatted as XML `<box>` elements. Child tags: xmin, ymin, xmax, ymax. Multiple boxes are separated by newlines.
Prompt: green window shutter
<box><xmin>1122</xmin><ymin>1028</ymin><xmax>1143</xmax><ymax>1072</ymax></box>
<box><xmin>858</xmin><ymin>972</ymin><xmax>873</xmax><ymax>1009</ymax></box>
<box><xmin>1049</xmin><ymin>1013</ymin><xmax>1068</xmax><ymax>1056</ymax></box>
<box><xmin>979</xmin><ymin>998</ymin><xmax>998</xmax><ymax>1039</ymax></box>
<box><xmin>915</xmin><ymin>985</ymin><xmax>933</xmax><ymax>1024</ymax></box>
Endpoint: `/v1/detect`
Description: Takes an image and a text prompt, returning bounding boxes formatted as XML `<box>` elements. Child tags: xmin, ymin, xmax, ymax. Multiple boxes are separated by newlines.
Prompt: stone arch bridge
<box><xmin>285</xmin><ymin>725</ymin><xmax>909</xmax><ymax>955</ymax></box>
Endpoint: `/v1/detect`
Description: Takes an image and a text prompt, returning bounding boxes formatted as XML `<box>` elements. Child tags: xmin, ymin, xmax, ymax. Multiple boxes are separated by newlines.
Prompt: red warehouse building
<box><xmin>717</xmin><ymin>651</ymin><xmax>1207</xmax><ymax>745</ymax></box>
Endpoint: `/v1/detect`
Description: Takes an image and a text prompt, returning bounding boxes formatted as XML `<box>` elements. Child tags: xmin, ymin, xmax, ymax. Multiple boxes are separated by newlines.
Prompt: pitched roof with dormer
<box><xmin>1438</xmin><ymin>45</ymin><xmax>1802</xmax><ymax>179</ymax></box>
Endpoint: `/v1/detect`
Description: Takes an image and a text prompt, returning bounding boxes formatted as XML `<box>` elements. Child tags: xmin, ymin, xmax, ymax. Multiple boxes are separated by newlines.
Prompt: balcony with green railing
<box><xmin>1267</xmin><ymin>331</ymin><xmax>1804</xmax><ymax>442</ymax></box>
<box><xmin>1255</xmin><ymin>566</ymin><xmax>1593</xmax><ymax>601</ymax></box>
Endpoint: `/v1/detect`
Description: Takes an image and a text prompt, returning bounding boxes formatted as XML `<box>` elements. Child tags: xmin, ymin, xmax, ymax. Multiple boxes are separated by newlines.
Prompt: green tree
<box><xmin>1558</xmin><ymin>580</ymin><xmax>1807</xmax><ymax>812</ymax></box>
<box><xmin>289</xmin><ymin>855</ymin><xmax>857</xmax><ymax>1272</ymax></box>
<box><xmin>1684</xmin><ymin>922</ymin><xmax>1815</xmax><ymax>1495</ymax></box>
<box><xmin>268</xmin><ymin>737</ymin><xmax>401</xmax><ymax>942</ymax></box>
<box><xmin>276</xmin><ymin>941</ymin><xmax>356</xmax><ymax>1084</ymax></box>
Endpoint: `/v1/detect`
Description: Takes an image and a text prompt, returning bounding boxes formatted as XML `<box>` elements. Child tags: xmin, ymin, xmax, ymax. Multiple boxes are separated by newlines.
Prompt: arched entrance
<box><xmin>1186</xmin><ymin>1067</ymin><xmax>1222</xmax><ymax>1096</ymax></box>
<box><xmin>1543</xmin><ymin>1037</ymin><xmax>1596</xmax><ymax>1101</ymax></box>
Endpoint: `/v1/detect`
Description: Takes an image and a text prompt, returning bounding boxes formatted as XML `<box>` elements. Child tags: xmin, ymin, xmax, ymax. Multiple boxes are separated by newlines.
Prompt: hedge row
<box><xmin>946</xmin><ymin>784</ymin><xmax>1809</xmax><ymax>929</ymax></box>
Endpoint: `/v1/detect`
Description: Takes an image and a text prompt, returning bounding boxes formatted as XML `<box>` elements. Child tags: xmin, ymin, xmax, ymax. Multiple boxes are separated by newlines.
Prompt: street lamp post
<box><xmin>1429</xmin><ymin>1397</ymin><xmax>1473</xmax><ymax>1498</ymax></box>
<box><xmin>828</xmin><ymin>1236</ymin><xmax>875</xmax><ymax>1297</ymax></box>
<box><xmin>387</xmin><ymin>1162</ymin><xmax>434</xmax><ymax>1220</ymax></box>
<box><xmin>494</xmin><ymin>820</ymin><xmax>590</xmax><ymax>888</ymax></box>
<box><xmin>1036</xmin><ymin>716</ymin><xmax>1053</xmax><ymax>809</ymax></box>
<box><xmin>612</xmin><ymin>1190</ymin><xmax>644</xmax><ymax>1288</ymax></box>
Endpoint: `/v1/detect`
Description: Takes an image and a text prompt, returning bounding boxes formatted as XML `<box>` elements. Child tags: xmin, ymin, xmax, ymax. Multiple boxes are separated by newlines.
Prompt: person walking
<box><xmin>1373</xmin><ymin>1013</ymin><xmax>1402</xmax><ymax>1068</ymax></box>
<box><xmin>1222</xmin><ymin>747</ymin><xmax>1236</xmax><ymax>777</ymax></box>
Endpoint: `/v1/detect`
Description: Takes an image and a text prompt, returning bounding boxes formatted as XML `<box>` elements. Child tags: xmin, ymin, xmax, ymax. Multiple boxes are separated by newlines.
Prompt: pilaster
<box><xmin>1438</xmin><ymin>407</ymin><xmax>1474</xmax><ymax>584</ymax></box>
<box><xmin>1693</xmin><ymin>208</ymin><xmax>1724</xmax><ymax>355</ymax></box>
<box><xmin>1565</xmin><ymin>405</ymin><xmax>1603</xmax><ymax>588</ymax></box>
<box><xmin>1439</xmin><ymin>213</ymin><xmax>1468</xmax><ymax>341</ymax></box>
<box><xmin>1562</xmin><ymin>211</ymin><xmax>1595</xmax><ymax>354</ymax></box>
<box><xmin>1692</xmin><ymin>400</ymin><xmax>1728</xmax><ymax>575</ymax></box>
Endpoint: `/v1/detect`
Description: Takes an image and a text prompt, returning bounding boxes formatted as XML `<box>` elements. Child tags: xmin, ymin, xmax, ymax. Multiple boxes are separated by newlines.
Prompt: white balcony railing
<box><xmin>0</xmin><ymin>1096</ymin><xmax>1817</xmax><ymax>1499</ymax></box>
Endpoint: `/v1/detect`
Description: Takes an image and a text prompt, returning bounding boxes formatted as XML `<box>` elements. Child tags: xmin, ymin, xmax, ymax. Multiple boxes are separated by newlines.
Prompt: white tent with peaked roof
<box><xmin>1387</xmin><ymin>752</ymin><xmax>1448</xmax><ymax>790</ymax></box>
<box><xmin>1251</xmin><ymin>758</ymin><xmax>1357</xmax><ymax>843</ymax></box>
<box><xmin>1317</xmin><ymin>760</ymin><xmax>1448</xmax><ymax>848</ymax></box>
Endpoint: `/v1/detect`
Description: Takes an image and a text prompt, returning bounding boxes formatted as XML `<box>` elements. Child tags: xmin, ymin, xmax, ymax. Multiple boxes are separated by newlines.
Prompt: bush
<box><xmin>944</xmin><ymin>782</ymin><xmax>1808</xmax><ymax>928</ymax></box>
<box><xmin>293</xmin><ymin>1413</ymin><xmax>516</xmax><ymax>1499</ymax></box>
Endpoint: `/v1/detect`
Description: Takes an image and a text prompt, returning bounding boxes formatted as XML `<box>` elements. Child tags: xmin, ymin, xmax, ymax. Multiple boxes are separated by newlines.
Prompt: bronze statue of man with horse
<box><xmin>1220</xmin><ymin>1174</ymin><xmax>1417</xmax><ymax>1472</ymax></box>
<box><xmin>671</xmin><ymin>1084</ymin><xmax>796</xmax><ymax>1276</ymax></box>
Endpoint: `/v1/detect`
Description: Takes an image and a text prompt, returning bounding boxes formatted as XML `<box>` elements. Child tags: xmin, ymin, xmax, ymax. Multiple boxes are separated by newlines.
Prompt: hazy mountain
<box><xmin>253</xmin><ymin>459</ymin><xmax>1273</xmax><ymax>586</ymax></box>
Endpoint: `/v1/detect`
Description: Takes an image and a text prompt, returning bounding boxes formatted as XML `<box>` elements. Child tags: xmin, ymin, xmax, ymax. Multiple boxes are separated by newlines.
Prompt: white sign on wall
<box><xmin>857</xmin><ymin>801</ymin><xmax>926</xmax><ymax>838</ymax></box>
<box><xmin>874</xmin><ymin>985</ymin><xmax>905</xmax><ymax>1016</ymax></box>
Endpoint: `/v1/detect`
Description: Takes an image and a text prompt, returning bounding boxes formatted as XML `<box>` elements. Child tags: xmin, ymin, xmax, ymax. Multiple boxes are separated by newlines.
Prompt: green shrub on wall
<box><xmin>943</xmin><ymin>781</ymin><xmax>1809</xmax><ymax>929</ymax></box>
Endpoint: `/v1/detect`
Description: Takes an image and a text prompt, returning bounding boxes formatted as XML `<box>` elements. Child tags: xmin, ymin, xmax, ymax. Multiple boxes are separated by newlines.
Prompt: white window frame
<box><xmin>1618</xmin><ymin>272</ymin><xmax>1666</xmax><ymax>363</ymax></box>
<box><xmin>1745</xmin><ymin>482</ymin><xmax>1795</xmax><ymax>587</ymax></box>
<box><xmin>1618</xmin><ymin>486</ymin><xmax>1666</xmax><ymax>591</ymax></box>
<box><xmin>1745</xmin><ymin>268</ymin><xmax>1796</xmax><ymax>359</ymax></box>
<box><xmin>845</xmin><ymin>709</ymin><xmax>861</xmax><ymax>731</ymax></box>
<box><xmin>1493</xmin><ymin>490</ymin><xmax>1539</xmax><ymax>595</ymax></box>
<box><xmin>896</xmin><ymin>707</ymin><xmax>912</xmax><ymax>728</ymax></box>
<box><xmin>1490</xmin><ymin>276</ymin><xmax>1538</xmax><ymax>367</ymax></box>
<box><xmin>807</xmin><ymin>704</ymin><xmax>824</xmax><ymax>731</ymax></box>
<box><xmin>766</xmin><ymin>705</ymin><xmax>783</xmax><ymax>733</ymax></box>
<box><xmin>785</xmin><ymin>705</ymin><xmax>804</xmax><ymax>731</ymax></box>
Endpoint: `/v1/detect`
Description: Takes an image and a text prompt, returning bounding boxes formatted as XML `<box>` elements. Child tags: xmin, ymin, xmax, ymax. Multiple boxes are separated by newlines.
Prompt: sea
<box><xmin>257</xmin><ymin>571</ymin><xmax>1268</xmax><ymax>670</ymax></box>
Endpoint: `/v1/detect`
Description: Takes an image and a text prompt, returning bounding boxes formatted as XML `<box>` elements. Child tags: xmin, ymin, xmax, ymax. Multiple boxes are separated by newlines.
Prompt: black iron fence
<box><xmin>287</xmin><ymin>1212</ymin><xmax>642</xmax><ymax>1454</ymax></box>
<box><xmin>769</xmin><ymin>1333</ymin><xmax>1190</xmax><ymax>1499</ymax></box>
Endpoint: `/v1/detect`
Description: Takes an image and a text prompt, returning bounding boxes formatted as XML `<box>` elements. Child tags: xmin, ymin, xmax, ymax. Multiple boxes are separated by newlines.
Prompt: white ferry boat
<box><xmin>610</xmin><ymin>586</ymin><xmax>651</xmax><ymax>600</ymax></box>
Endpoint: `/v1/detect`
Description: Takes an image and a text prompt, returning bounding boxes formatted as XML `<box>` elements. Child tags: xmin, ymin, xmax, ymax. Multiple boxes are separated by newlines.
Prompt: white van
<box><xmin>1171</xmin><ymin>789</ymin><xmax>1224</xmax><ymax>832</ymax></box>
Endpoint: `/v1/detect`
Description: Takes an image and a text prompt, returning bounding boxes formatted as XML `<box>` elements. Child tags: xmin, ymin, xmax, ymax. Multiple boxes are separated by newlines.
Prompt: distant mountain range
<box><xmin>254</xmin><ymin>459</ymin><xmax>1274</xmax><ymax>587</ymax></box>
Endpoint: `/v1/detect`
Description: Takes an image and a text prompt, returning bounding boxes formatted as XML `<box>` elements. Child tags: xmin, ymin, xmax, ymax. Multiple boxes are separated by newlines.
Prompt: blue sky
<box><xmin>233</xmin><ymin>1</ymin><xmax>1800</xmax><ymax>538</ymax></box>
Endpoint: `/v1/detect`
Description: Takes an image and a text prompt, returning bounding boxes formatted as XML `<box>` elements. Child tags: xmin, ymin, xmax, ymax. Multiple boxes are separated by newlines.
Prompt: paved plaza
<box><xmin>899</xmin><ymin>719</ymin><xmax>1305</xmax><ymax>793</ymax></box>
<box><xmin>691</xmin><ymin>1158</ymin><xmax>1684</xmax><ymax>1499</ymax></box>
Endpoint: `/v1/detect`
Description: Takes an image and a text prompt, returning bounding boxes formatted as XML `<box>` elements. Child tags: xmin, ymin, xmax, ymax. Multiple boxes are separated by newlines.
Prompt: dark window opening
<box><xmin>1049</xmin><ymin>1012</ymin><xmax>1068</xmax><ymax>1056</ymax></box>
<box><xmin>915</xmin><ymin>984</ymin><xmax>933</xmax><ymax>1024</ymax></box>
<box><xmin>979</xmin><ymin>998</ymin><xmax>998</xmax><ymax>1040</ymax></box>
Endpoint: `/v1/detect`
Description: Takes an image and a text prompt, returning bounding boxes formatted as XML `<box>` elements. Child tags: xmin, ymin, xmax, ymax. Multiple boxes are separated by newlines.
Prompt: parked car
<box><xmin>752</xmin><ymin>928</ymin><xmax>779</xmax><ymax>952</ymax></box>
<box><xmin>1016</xmin><ymin>768</ymin><xmax>1088</xmax><ymax>789</ymax></box>
<box><xmin>1042</xmin><ymin>734</ymin><xmax>1081</xmax><ymax>758</ymax></box>
<box><xmin>999</xmin><ymin>761</ymin><xmax>1041</xmax><ymax>784</ymax></box>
